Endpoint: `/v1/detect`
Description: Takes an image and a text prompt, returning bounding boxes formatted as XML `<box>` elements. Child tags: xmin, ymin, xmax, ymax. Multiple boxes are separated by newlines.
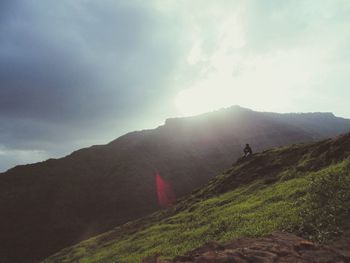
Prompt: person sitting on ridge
<box><xmin>243</xmin><ymin>144</ymin><xmax>253</xmax><ymax>157</ymax></box>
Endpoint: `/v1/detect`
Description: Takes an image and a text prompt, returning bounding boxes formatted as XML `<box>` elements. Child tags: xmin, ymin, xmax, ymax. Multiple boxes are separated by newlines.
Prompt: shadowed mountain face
<box><xmin>1</xmin><ymin>106</ymin><xmax>350</xmax><ymax>262</ymax></box>
<box><xmin>44</xmin><ymin>130</ymin><xmax>350</xmax><ymax>263</ymax></box>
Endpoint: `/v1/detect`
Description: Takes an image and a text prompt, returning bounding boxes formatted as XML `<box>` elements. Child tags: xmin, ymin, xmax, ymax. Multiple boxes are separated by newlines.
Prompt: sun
<box><xmin>174</xmin><ymin>80</ymin><xmax>238</xmax><ymax>116</ymax></box>
<box><xmin>175</xmin><ymin>88</ymin><xmax>211</xmax><ymax>116</ymax></box>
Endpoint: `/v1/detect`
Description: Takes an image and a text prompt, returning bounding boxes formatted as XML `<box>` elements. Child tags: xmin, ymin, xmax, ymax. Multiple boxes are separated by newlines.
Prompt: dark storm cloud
<box><xmin>0</xmin><ymin>0</ymin><xmax>190</xmax><ymax>170</ymax></box>
<box><xmin>1</xmin><ymin>1</ymin><xmax>181</xmax><ymax>122</ymax></box>
<box><xmin>0</xmin><ymin>0</ymin><xmax>15</xmax><ymax>20</ymax></box>
<box><xmin>1</xmin><ymin>0</ymin><xmax>350</xmax><ymax>172</ymax></box>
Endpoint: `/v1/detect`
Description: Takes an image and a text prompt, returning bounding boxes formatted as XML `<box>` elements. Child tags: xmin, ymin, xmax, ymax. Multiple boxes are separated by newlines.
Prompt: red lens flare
<box><xmin>156</xmin><ymin>172</ymin><xmax>176</xmax><ymax>208</ymax></box>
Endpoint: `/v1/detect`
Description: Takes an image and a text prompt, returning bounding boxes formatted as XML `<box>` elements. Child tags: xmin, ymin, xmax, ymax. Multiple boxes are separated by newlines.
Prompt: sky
<box><xmin>1</xmin><ymin>0</ymin><xmax>350</xmax><ymax>171</ymax></box>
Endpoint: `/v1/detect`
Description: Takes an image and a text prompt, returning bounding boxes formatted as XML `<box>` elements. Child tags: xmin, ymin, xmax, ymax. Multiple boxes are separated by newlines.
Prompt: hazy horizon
<box><xmin>1</xmin><ymin>0</ymin><xmax>350</xmax><ymax>171</ymax></box>
<box><xmin>1</xmin><ymin>105</ymin><xmax>349</xmax><ymax>172</ymax></box>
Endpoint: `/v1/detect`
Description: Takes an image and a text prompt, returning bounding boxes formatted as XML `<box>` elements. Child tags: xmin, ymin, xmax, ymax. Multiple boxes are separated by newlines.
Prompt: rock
<box><xmin>149</xmin><ymin>232</ymin><xmax>350</xmax><ymax>263</ymax></box>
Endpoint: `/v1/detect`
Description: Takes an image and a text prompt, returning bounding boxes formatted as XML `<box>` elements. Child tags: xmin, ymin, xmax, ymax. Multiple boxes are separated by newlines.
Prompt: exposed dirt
<box><xmin>143</xmin><ymin>232</ymin><xmax>350</xmax><ymax>263</ymax></box>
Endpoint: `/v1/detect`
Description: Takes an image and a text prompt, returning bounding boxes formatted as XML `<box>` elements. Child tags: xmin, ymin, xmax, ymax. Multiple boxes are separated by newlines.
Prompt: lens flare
<box><xmin>156</xmin><ymin>172</ymin><xmax>175</xmax><ymax>208</ymax></box>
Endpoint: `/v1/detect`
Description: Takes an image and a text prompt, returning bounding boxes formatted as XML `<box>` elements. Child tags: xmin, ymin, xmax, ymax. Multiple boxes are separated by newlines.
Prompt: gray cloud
<box><xmin>1</xmin><ymin>0</ymin><xmax>350</xmax><ymax>172</ymax></box>
<box><xmin>0</xmin><ymin>0</ymin><xmax>192</xmax><ymax>171</ymax></box>
<box><xmin>0</xmin><ymin>1</ymin><xmax>183</xmax><ymax>122</ymax></box>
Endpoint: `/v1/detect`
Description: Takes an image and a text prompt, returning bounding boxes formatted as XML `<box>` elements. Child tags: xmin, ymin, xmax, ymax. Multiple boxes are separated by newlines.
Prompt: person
<box><xmin>243</xmin><ymin>144</ymin><xmax>253</xmax><ymax>157</ymax></box>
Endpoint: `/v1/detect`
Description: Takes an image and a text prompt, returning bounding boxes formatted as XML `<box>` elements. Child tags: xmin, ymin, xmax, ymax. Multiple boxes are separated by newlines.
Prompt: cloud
<box><xmin>0</xmin><ymin>145</ymin><xmax>50</xmax><ymax>172</ymax></box>
<box><xmin>0</xmin><ymin>0</ymin><xmax>192</xmax><ymax>171</ymax></box>
<box><xmin>1</xmin><ymin>0</ymin><xmax>350</xmax><ymax>171</ymax></box>
<box><xmin>0</xmin><ymin>1</ymin><xmax>186</xmax><ymax>123</ymax></box>
<box><xmin>174</xmin><ymin>0</ymin><xmax>350</xmax><ymax>116</ymax></box>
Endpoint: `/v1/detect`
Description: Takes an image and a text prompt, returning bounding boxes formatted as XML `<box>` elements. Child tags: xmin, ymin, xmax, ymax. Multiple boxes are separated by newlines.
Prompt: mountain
<box><xmin>44</xmin><ymin>132</ymin><xmax>350</xmax><ymax>263</ymax></box>
<box><xmin>1</xmin><ymin>106</ymin><xmax>350</xmax><ymax>262</ymax></box>
<box><xmin>141</xmin><ymin>232</ymin><xmax>350</xmax><ymax>262</ymax></box>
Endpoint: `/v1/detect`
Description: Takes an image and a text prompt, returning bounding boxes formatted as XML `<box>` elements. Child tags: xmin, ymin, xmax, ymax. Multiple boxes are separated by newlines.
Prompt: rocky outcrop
<box><xmin>144</xmin><ymin>232</ymin><xmax>350</xmax><ymax>263</ymax></box>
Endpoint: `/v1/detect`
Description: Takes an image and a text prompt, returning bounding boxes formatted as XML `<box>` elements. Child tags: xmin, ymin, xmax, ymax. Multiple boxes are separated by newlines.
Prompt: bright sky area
<box><xmin>0</xmin><ymin>0</ymin><xmax>349</xmax><ymax>171</ymax></box>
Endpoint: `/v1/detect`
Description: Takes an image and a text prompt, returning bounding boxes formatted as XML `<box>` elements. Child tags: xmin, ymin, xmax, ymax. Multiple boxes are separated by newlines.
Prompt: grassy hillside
<box><xmin>44</xmin><ymin>133</ymin><xmax>350</xmax><ymax>263</ymax></box>
<box><xmin>5</xmin><ymin>107</ymin><xmax>350</xmax><ymax>262</ymax></box>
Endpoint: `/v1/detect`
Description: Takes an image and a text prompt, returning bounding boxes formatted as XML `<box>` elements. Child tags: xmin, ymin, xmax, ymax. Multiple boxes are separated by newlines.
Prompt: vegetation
<box><xmin>7</xmin><ymin>106</ymin><xmax>343</xmax><ymax>262</ymax></box>
<box><xmin>297</xmin><ymin>161</ymin><xmax>350</xmax><ymax>241</ymax></box>
<box><xmin>44</xmin><ymin>134</ymin><xmax>350</xmax><ymax>263</ymax></box>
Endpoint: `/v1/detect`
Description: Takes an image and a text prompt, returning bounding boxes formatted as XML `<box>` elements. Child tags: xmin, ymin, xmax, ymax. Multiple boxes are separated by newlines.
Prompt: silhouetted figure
<box><xmin>243</xmin><ymin>144</ymin><xmax>253</xmax><ymax>157</ymax></box>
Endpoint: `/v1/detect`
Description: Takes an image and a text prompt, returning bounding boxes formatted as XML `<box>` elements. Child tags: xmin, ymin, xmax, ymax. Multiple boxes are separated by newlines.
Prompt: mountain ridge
<box><xmin>44</xmin><ymin>132</ymin><xmax>350</xmax><ymax>262</ymax></box>
<box><xmin>2</xmin><ymin>106</ymin><xmax>348</xmax><ymax>174</ymax></box>
<box><xmin>1</xmin><ymin>107</ymin><xmax>350</xmax><ymax>262</ymax></box>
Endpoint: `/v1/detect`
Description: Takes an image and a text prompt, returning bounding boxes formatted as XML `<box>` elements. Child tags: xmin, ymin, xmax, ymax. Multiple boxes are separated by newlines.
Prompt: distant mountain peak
<box><xmin>164</xmin><ymin>105</ymin><xmax>252</xmax><ymax>126</ymax></box>
<box><xmin>1</xmin><ymin>106</ymin><xmax>350</xmax><ymax>262</ymax></box>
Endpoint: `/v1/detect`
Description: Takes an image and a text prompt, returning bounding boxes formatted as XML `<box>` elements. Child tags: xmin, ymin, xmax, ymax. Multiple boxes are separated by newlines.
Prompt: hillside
<box><xmin>1</xmin><ymin>106</ymin><xmax>350</xmax><ymax>262</ymax></box>
<box><xmin>44</xmin><ymin>132</ymin><xmax>350</xmax><ymax>263</ymax></box>
<box><xmin>143</xmin><ymin>232</ymin><xmax>350</xmax><ymax>262</ymax></box>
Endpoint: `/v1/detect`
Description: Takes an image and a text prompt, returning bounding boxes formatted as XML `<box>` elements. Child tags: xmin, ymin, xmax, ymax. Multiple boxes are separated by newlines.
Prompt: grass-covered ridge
<box><xmin>44</xmin><ymin>133</ymin><xmax>350</xmax><ymax>263</ymax></box>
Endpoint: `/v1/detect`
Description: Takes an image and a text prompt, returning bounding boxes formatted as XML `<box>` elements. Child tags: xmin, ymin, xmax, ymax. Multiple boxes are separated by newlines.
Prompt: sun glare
<box><xmin>175</xmin><ymin>46</ymin><xmax>321</xmax><ymax>117</ymax></box>
<box><xmin>175</xmin><ymin>80</ymin><xmax>238</xmax><ymax>116</ymax></box>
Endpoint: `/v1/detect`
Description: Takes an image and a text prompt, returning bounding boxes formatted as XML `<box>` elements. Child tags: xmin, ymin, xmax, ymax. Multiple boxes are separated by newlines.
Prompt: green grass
<box><xmin>44</xmin><ymin>156</ymin><xmax>350</xmax><ymax>263</ymax></box>
<box><xmin>296</xmin><ymin>161</ymin><xmax>350</xmax><ymax>241</ymax></box>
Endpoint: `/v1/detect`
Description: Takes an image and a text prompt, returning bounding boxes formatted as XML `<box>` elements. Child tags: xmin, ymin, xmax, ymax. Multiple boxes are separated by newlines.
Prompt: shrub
<box><xmin>298</xmin><ymin>166</ymin><xmax>350</xmax><ymax>242</ymax></box>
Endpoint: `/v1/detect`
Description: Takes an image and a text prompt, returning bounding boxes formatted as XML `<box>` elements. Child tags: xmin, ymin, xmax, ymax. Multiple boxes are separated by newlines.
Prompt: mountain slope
<box><xmin>142</xmin><ymin>232</ymin><xmax>349</xmax><ymax>263</ymax></box>
<box><xmin>44</xmin><ymin>132</ymin><xmax>350</xmax><ymax>263</ymax></box>
<box><xmin>1</xmin><ymin>106</ymin><xmax>350</xmax><ymax>262</ymax></box>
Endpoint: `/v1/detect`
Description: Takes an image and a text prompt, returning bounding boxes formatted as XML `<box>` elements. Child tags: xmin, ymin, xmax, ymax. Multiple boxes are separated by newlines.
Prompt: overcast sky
<box><xmin>1</xmin><ymin>0</ymin><xmax>350</xmax><ymax>171</ymax></box>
